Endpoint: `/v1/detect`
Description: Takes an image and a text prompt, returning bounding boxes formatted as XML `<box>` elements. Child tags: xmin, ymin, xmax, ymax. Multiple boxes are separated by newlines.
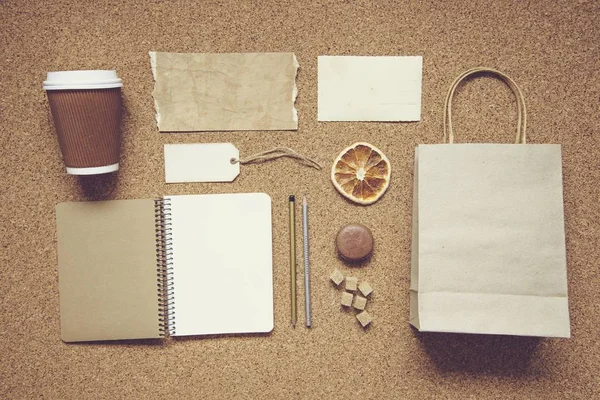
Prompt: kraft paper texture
<box><xmin>56</xmin><ymin>199</ymin><xmax>161</xmax><ymax>342</ymax></box>
<box><xmin>150</xmin><ymin>52</ymin><xmax>299</xmax><ymax>132</ymax></box>
<box><xmin>410</xmin><ymin>144</ymin><xmax>570</xmax><ymax>338</ymax></box>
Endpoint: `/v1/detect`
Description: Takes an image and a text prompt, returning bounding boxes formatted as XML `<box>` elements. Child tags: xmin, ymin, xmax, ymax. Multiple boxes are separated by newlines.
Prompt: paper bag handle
<box><xmin>443</xmin><ymin>67</ymin><xmax>527</xmax><ymax>144</ymax></box>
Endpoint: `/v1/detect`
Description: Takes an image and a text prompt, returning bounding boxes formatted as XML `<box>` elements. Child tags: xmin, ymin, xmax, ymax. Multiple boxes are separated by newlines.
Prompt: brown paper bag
<box><xmin>410</xmin><ymin>68</ymin><xmax>570</xmax><ymax>338</ymax></box>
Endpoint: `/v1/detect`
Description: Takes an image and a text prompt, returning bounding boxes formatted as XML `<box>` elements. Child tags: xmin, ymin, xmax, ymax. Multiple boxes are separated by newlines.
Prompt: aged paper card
<box><xmin>151</xmin><ymin>52</ymin><xmax>299</xmax><ymax>132</ymax></box>
<box><xmin>318</xmin><ymin>55</ymin><xmax>422</xmax><ymax>122</ymax></box>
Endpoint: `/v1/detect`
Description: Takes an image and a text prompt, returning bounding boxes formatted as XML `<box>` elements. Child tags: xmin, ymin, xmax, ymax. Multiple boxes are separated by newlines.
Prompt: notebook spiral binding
<box><xmin>155</xmin><ymin>198</ymin><xmax>176</xmax><ymax>337</ymax></box>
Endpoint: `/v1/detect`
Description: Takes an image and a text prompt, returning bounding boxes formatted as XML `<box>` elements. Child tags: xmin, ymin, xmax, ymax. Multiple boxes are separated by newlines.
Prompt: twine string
<box><xmin>231</xmin><ymin>147</ymin><xmax>322</xmax><ymax>170</ymax></box>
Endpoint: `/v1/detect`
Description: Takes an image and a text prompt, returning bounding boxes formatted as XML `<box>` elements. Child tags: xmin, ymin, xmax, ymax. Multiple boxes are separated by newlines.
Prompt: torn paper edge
<box><xmin>150</xmin><ymin>52</ymin><xmax>299</xmax><ymax>130</ymax></box>
<box><xmin>292</xmin><ymin>54</ymin><xmax>299</xmax><ymax>127</ymax></box>
<box><xmin>149</xmin><ymin>51</ymin><xmax>161</xmax><ymax>127</ymax></box>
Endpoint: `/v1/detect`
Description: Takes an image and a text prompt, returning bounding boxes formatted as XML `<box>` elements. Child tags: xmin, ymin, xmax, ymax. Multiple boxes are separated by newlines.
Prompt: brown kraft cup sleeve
<box><xmin>47</xmin><ymin>88</ymin><xmax>121</xmax><ymax>168</ymax></box>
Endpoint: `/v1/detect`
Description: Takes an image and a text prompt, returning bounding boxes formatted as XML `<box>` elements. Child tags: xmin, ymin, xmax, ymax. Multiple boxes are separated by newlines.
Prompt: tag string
<box><xmin>443</xmin><ymin>67</ymin><xmax>527</xmax><ymax>144</ymax></box>
<box><xmin>231</xmin><ymin>147</ymin><xmax>322</xmax><ymax>170</ymax></box>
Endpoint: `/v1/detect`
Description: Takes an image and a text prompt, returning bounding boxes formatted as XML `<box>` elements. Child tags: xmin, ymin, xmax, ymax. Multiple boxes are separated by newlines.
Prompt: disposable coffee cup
<box><xmin>44</xmin><ymin>70</ymin><xmax>123</xmax><ymax>175</ymax></box>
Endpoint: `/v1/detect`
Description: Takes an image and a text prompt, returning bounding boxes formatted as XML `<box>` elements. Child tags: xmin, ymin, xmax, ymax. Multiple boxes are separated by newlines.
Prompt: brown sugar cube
<box><xmin>341</xmin><ymin>292</ymin><xmax>354</xmax><ymax>307</ymax></box>
<box><xmin>345</xmin><ymin>276</ymin><xmax>358</xmax><ymax>292</ymax></box>
<box><xmin>329</xmin><ymin>269</ymin><xmax>345</xmax><ymax>286</ymax></box>
<box><xmin>353</xmin><ymin>295</ymin><xmax>367</xmax><ymax>311</ymax></box>
<box><xmin>356</xmin><ymin>311</ymin><xmax>373</xmax><ymax>328</ymax></box>
<box><xmin>358</xmin><ymin>281</ymin><xmax>373</xmax><ymax>297</ymax></box>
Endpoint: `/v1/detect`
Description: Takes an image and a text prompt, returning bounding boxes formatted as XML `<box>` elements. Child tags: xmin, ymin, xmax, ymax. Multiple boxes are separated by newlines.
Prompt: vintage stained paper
<box><xmin>150</xmin><ymin>52</ymin><xmax>299</xmax><ymax>131</ymax></box>
<box><xmin>318</xmin><ymin>56</ymin><xmax>422</xmax><ymax>122</ymax></box>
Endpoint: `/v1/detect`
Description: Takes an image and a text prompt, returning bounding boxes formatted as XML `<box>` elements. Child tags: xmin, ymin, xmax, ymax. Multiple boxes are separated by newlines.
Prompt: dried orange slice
<box><xmin>331</xmin><ymin>142</ymin><xmax>391</xmax><ymax>205</ymax></box>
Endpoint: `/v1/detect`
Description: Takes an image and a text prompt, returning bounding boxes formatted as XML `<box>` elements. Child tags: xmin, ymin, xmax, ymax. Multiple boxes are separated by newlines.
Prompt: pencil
<box><xmin>302</xmin><ymin>196</ymin><xmax>311</xmax><ymax>328</ymax></box>
<box><xmin>289</xmin><ymin>195</ymin><xmax>297</xmax><ymax>327</ymax></box>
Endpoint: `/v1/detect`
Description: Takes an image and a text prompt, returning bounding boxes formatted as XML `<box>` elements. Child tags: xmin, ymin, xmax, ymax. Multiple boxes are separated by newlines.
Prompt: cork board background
<box><xmin>1</xmin><ymin>0</ymin><xmax>599</xmax><ymax>398</ymax></box>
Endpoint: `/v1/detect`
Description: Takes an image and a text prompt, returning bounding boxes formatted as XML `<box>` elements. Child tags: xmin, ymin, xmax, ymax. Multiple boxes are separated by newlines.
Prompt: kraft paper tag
<box><xmin>164</xmin><ymin>143</ymin><xmax>240</xmax><ymax>183</ymax></box>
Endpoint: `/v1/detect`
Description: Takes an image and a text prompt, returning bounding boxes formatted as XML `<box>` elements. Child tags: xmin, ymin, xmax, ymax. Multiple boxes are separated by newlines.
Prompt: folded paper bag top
<box><xmin>409</xmin><ymin>67</ymin><xmax>570</xmax><ymax>338</ymax></box>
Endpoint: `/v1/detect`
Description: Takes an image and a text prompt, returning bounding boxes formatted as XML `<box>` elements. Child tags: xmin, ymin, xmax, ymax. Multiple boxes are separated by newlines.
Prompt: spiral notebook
<box><xmin>56</xmin><ymin>193</ymin><xmax>273</xmax><ymax>343</ymax></box>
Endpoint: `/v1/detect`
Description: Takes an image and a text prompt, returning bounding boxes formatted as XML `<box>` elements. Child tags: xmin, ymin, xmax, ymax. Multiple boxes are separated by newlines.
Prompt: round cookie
<box><xmin>335</xmin><ymin>224</ymin><xmax>374</xmax><ymax>263</ymax></box>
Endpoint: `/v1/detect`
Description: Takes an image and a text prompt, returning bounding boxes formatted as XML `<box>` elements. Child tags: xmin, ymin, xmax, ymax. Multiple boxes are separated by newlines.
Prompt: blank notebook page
<box><xmin>166</xmin><ymin>193</ymin><xmax>273</xmax><ymax>336</ymax></box>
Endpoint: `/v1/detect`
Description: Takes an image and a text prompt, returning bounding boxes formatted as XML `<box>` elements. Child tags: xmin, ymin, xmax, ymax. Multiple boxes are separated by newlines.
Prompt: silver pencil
<box><xmin>302</xmin><ymin>196</ymin><xmax>312</xmax><ymax>327</ymax></box>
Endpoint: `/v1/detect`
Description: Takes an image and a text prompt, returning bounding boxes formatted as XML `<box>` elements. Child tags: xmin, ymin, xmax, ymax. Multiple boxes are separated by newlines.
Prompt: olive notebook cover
<box><xmin>56</xmin><ymin>193</ymin><xmax>273</xmax><ymax>343</ymax></box>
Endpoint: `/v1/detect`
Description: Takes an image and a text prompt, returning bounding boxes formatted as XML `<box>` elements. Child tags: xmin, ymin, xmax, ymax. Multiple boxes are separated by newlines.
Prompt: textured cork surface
<box><xmin>1</xmin><ymin>0</ymin><xmax>599</xmax><ymax>398</ymax></box>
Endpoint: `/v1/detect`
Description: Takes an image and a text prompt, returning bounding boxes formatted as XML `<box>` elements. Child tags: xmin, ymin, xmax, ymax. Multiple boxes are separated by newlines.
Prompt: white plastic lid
<box><xmin>66</xmin><ymin>163</ymin><xmax>119</xmax><ymax>175</ymax></box>
<box><xmin>43</xmin><ymin>70</ymin><xmax>123</xmax><ymax>90</ymax></box>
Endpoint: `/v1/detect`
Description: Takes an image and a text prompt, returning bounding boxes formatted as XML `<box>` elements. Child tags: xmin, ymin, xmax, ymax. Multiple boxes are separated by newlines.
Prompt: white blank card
<box><xmin>318</xmin><ymin>55</ymin><xmax>423</xmax><ymax>122</ymax></box>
